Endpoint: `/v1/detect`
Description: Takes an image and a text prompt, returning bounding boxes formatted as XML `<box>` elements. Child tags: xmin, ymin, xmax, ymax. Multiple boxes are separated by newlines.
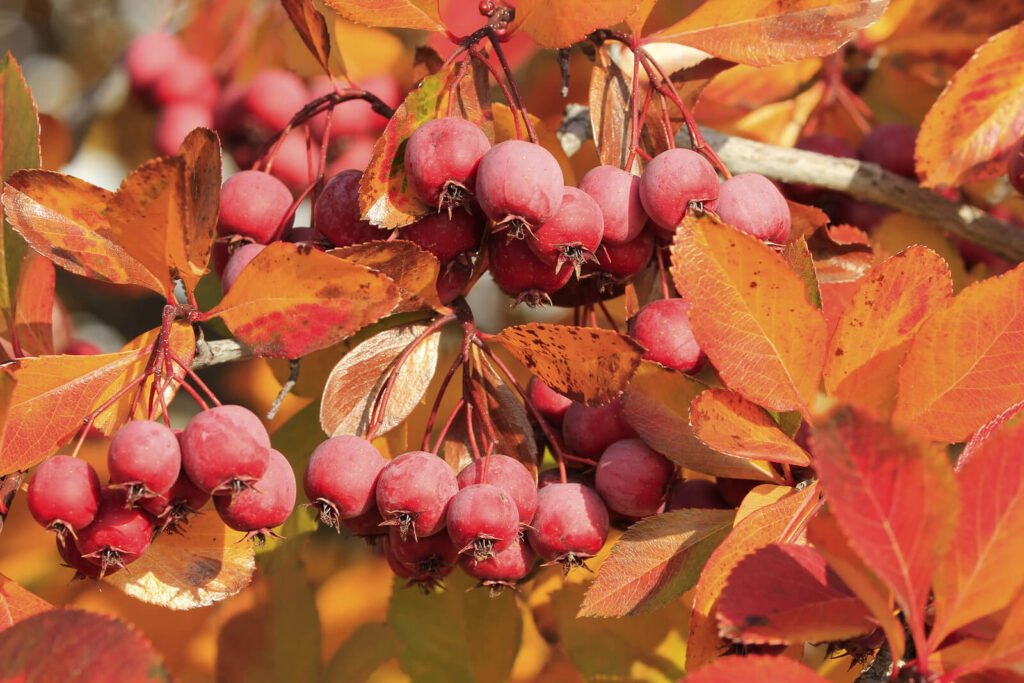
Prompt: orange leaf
<box><xmin>332</xmin><ymin>240</ymin><xmax>443</xmax><ymax>313</ymax></box>
<box><xmin>204</xmin><ymin>242</ymin><xmax>400</xmax><ymax>358</ymax></box>
<box><xmin>588</xmin><ymin>44</ymin><xmax>634</xmax><ymax>170</ymax></box>
<box><xmin>823</xmin><ymin>246</ymin><xmax>953</xmax><ymax>417</ymax></box>
<box><xmin>579</xmin><ymin>508</ymin><xmax>734</xmax><ymax>617</ymax></box>
<box><xmin>930</xmin><ymin>402</ymin><xmax>1024</xmax><ymax>644</ymax></box>
<box><xmin>175</xmin><ymin>128</ymin><xmax>221</xmax><ymax>294</ymax></box>
<box><xmin>686</xmin><ymin>483</ymin><xmax>819</xmax><ymax>670</ymax></box>
<box><xmin>647</xmin><ymin>0</ymin><xmax>887</xmax><ymax>67</ymax></box>
<box><xmin>12</xmin><ymin>252</ymin><xmax>54</xmax><ymax>355</ymax></box>
<box><xmin>809</xmin><ymin>408</ymin><xmax>959</xmax><ymax>643</ymax></box>
<box><xmin>690</xmin><ymin>389</ymin><xmax>810</xmax><ymax>467</ymax></box>
<box><xmin>916</xmin><ymin>21</ymin><xmax>1024</xmax><ymax>188</ymax></box>
<box><xmin>322</xmin><ymin>0</ymin><xmax>444</xmax><ymax>31</ymax></box>
<box><xmin>491</xmin><ymin>323</ymin><xmax>642</xmax><ymax>405</ymax></box>
<box><xmin>686</xmin><ymin>655</ymin><xmax>829</xmax><ymax>683</ymax></box>
<box><xmin>670</xmin><ymin>213</ymin><xmax>827</xmax><ymax>416</ymax></box>
<box><xmin>0</xmin><ymin>574</ymin><xmax>50</xmax><ymax>632</ymax></box>
<box><xmin>513</xmin><ymin>0</ymin><xmax>629</xmax><ymax>48</ymax></box>
<box><xmin>971</xmin><ymin>589</ymin><xmax>1024</xmax><ymax>674</ymax></box>
<box><xmin>281</xmin><ymin>0</ymin><xmax>335</xmax><ymax>75</ymax></box>
<box><xmin>625</xmin><ymin>0</ymin><xmax>657</xmax><ymax>36</ymax></box>
<box><xmin>893</xmin><ymin>263</ymin><xmax>1024</xmax><ymax>443</ymax></box>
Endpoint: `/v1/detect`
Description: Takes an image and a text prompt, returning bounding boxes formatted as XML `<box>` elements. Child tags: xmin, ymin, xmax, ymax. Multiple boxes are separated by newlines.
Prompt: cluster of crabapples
<box><xmin>27</xmin><ymin>406</ymin><xmax>295</xmax><ymax>579</ymax></box>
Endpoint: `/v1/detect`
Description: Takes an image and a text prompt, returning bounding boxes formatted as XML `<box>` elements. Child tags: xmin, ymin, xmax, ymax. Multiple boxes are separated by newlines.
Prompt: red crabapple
<box><xmin>562</xmin><ymin>398</ymin><xmax>636</xmax><ymax>459</ymax></box>
<box><xmin>475</xmin><ymin>140</ymin><xmax>564</xmax><ymax>238</ymax></box>
<box><xmin>220</xmin><ymin>243</ymin><xmax>266</xmax><ymax>294</ymax></box>
<box><xmin>64</xmin><ymin>339</ymin><xmax>102</xmax><ymax>355</ymax></box>
<box><xmin>859</xmin><ymin>123</ymin><xmax>918</xmax><ymax>178</ymax></box>
<box><xmin>324</xmin><ymin>74</ymin><xmax>401</xmax><ymax>137</ymax></box>
<box><xmin>108</xmin><ymin>420</ymin><xmax>182</xmax><ymax>503</ymax></box>
<box><xmin>384</xmin><ymin>532</ymin><xmax>453</xmax><ymax>591</ymax></box>
<box><xmin>180</xmin><ymin>405</ymin><xmax>271</xmax><ymax>494</ymax></box>
<box><xmin>538</xmin><ymin>468</ymin><xmax>594</xmax><ymax>489</ymax></box>
<box><xmin>596</xmin><ymin>230</ymin><xmax>655</xmax><ymax>280</ymax></box>
<box><xmin>267</xmin><ymin>129</ymin><xmax>315</xmax><ymax>193</ymax></box>
<box><xmin>527</xmin><ymin>483</ymin><xmax>609</xmax><ymax>570</ymax></box>
<box><xmin>405</xmin><ymin>117</ymin><xmax>491</xmax><ymax>210</ymax></box>
<box><xmin>528</xmin><ymin>186</ymin><xmax>604</xmax><ymax>273</ymax></box>
<box><xmin>342</xmin><ymin>506</ymin><xmax>387</xmax><ymax>540</ymax></box>
<box><xmin>152</xmin><ymin>54</ymin><xmax>218</xmax><ymax>109</ymax></box>
<box><xmin>665</xmin><ymin>478</ymin><xmax>730</xmax><ymax>511</ymax></box>
<box><xmin>154</xmin><ymin>103</ymin><xmax>213</xmax><ymax>156</ymax></box>
<box><xmin>388</xmin><ymin>527</ymin><xmax>458</xmax><ymax>574</ymax></box>
<box><xmin>217</xmin><ymin>170</ymin><xmax>295</xmax><ymax>244</ymax></box>
<box><xmin>629</xmin><ymin>298</ymin><xmax>704</xmax><ymax>373</ymax></box>
<box><xmin>489</xmin><ymin>236</ymin><xmax>572</xmax><ymax>306</ymax></box>
<box><xmin>75</xmin><ymin>490</ymin><xmax>155</xmax><ymax>577</ymax></box>
<box><xmin>241</xmin><ymin>69</ymin><xmax>309</xmax><ymax>133</ymax></box>
<box><xmin>303</xmin><ymin>435</ymin><xmax>387</xmax><ymax>529</ymax></box>
<box><xmin>526</xmin><ymin>377</ymin><xmax>572</xmax><ymax>427</ymax></box>
<box><xmin>376</xmin><ymin>451</ymin><xmax>458</xmax><ymax>540</ymax></box>
<box><xmin>58</xmin><ymin>535</ymin><xmax>120</xmax><ymax>581</ymax></box>
<box><xmin>313</xmin><ymin>170</ymin><xmax>386</xmax><ymax>248</ymax></box>
<box><xmin>444</xmin><ymin>484</ymin><xmax>520</xmax><ymax>561</ymax></box>
<box><xmin>579</xmin><ymin>165</ymin><xmax>647</xmax><ymax>244</ymax></box>
<box><xmin>460</xmin><ymin>535</ymin><xmax>536</xmax><ymax>591</ymax></box>
<box><xmin>398</xmin><ymin>210</ymin><xmax>483</xmax><ymax>263</ymax></box>
<box><xmin>716</xmin><ymin>477</ymin><xmax>760</xmax><ymax>507</ymax></box>
<box><xmin>457</xmin><ymin>454</ymin><xmax>538</xmax><ymax>524</ymax></box>
<box><xmin>124</xmin><ymin>33</ymin><xmax>185</xmax><ymax>97</ymax></box>
<box><xmin>595</xmin><ymin>439</ymin><xmax>673</xmax><ymax>518</ymax></box>
<box><xmin>435</xmin><ymin>263</ymin><xmax>473</xmax><ymax>305</ymax></box>
<box><xmin>214</xmin><ymin>448</ymin><xmax>296</xmax><ymax>542</ymax></box>
<box><xmin>716</xmin><ymin>173</ymin><xmax>791</xmax><ymax>243</ymax></box>
<box><xmin>1008</xmin><ymin>137</ymin><xmax>1024</xmax><ymax>195</ymax></box>
<box><xmin>639</xmin><ymin>149</ymin><xmax>719</xmax><ymax>237</ymax></box>
<box><xmin>326</xmin><ymin>137</ymin><xmax>376</xmax><ymax>174</ymax></box>
<box><xmin>213</xmin><ymin>83</ymin><xmax>246</xmax><ymax>138</ymax></box>
<box><xmin>27</xmin><ymin>455</ymin><xmax>102</xmax><ymax>537</ymax></box>
<box><xmin>140</xmin><ymin>467</ymin><xmax>211</xmax><ymax>533</ymax></box>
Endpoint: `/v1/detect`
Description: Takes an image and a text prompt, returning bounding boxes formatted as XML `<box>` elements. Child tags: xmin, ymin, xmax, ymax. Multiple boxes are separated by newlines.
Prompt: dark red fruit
<box><xmin>489</xmin><ymin>236</ymin><xmax>572</xmax><ymax>306</ymax></box>
<box><xmin>796</xmin><ymin>133</ymin><xmax>855</xmax><ymax>159</ymax></box>
<box><xmin>526</xmin><ymin>377</ymin><xmax>572</xmax><ymax>427</ymax></box>
<box><xmin>154</xmin><ymin>103</ymin><xmax>213</xmax><ymax>156</ymax></box>
<box><xmin>716</xmin><ymin>173</ymin><xmax>791</xmax><ymax>243</ymax></box>
<box><xmin>665</xmin><ymin>478</ymin><xmax>730</xmax><ymax>511</ymax></box>
<box><xmin>342</xmin><ymin>506</ymin><xmax>387</xmax><ymax>540</ymax></box>
<box><xmin>217</xmin><ymin>170</ymin><xmax>294</xmax><ymax>244</ymax></box>
<box><xmin>214</xmin><ymin>449</ymin><xmax>297</xmax><ymax>543</ymax></box>
<box><xmin>579</xmin><ymin>165</ymin><xmax>647</xmax><ymax>244</ymax></box>
<box><xmin>596</xmin><ymin>230</ymin><xmax>655</xmax><ymax>280</ymax></box>
<box><xmin>639</xmin><ymin>149</ymin><xmax>719</xmax><ymax>237</ymax></box>
<box><xmin>528</xmin><ymin>186</ymin><xmax>604</xmax><ymax>272</ymax></box>
<box><xmin>384</xmin><ymin>531</ymin><xmax>453</xmax><ymax>591</ymax></box>
<box><xmin>1009</xmin><ymin>137</ymin><xmax>1024</xmax><ymax>195</ymax></box>
<box><xmin>181</xmin><ymin>405</ymin><xmax>271</xmax><ymax>494</ymax></box>
<box><xmin>124</xmin><ymin>33</ymin><xmax>185</xmax><ymax>97</ymax></box>
<box><xmin>834</xmin><ymin>197</ymin><xmax>891</xmax><ymax>231</ymax></box>
<box><xmin>388</xmin><ymin>527</ymin><xmax>458</xmax><ymax>573</ymax></box>
<box><xmin>27</xmin><ymin>456</ymin><xmax>102</xmax><ymax>537</ymax></box>
<box><xmin>527</xmin><ymin>483</ymin><xmax>609</xmax><ymax>570</ymax></box>
<box><xmin>398</xmin><ymin>210</ymin><xmax>483</xmax><ymax>263</ymax></box>
<box><xmin>375</xmin><ymin>451</ymin><xmax>458</xmax><ymax>540</ymax></box>
<box><xmin>220</xmin><ymin>243</ymin><xmax>266</xmax><ymax>294</ymax></box>
<box><xmin>457</xmin><ymin>454</ymin><xmax>538</xmax><ymax>524</ymax></box>
<box><xmin>75</xmin><ymin>491</ymin><xmax>155</xmax><ymax>577</ymax></box>
<box><xmin>476</xmin><ymin>140</ymin><xmax>564</xmax><ymax>238</ymax></box>
<box><xmin>267</xmin><ymin>129</ymin><xmax>314</xmax><ymax>193</ymax></box>
<box><xmin>859</xmin><ymin>123</ymin><xmax>918</xmax><ymax>178</ymax></box>
<box><xmin>435</xmin><ymin>263</ymin><xmax>473</xmax><ymax>304</ymax></box>
<box><xmin>57</xmin><ymin>535</ymin><xmax>120</xmax><ymax>581</ymax></box>
<box><xmin>108</xmin><ymin>420</ymin><xmax>182</xmax><ymax>503</ymax></box>
<box><xmin>561</xmin><ymin>398</ymin><xmax>636</xmax><ymax>459</ymax></box>
<box><xmin>321</xmin><ymin>74</ymin><xmax>401</xmax><ymax>137</ymax></box>
<box><xmin>716</xmin><ymin>477</ymin><xmax>760</xmax><ymax>507</ymax></box>
<box><xmin>447</xmin><ymin>484</ymin><xmax>519</xmax><ymax>560</ymax></box>
<box><xmin>595</xmin><ymin>439</ymin><xmax>673</xmax><ymax>518</ymax></box>
<box><xmin>460</xmin><ymin>536</ymin><xmax>536</xmax><ymax>592</ymax></box>
<box><xmin>326</xmin><ymin>137</ymin><xmax>376</xmax><ymax>173</ymax></box>
<box><xmin>629</xmin><ymin>298</ymin><xmax>704</xmax><ymax>373</ymax></box>
<box><xmin>64</xmin><ymin>339</ymin><xmax>102</xmax><ymax>355</ymax></box>
<box><xmin>313</xmin><ymin>170</ymin><xmax>386</xmax><ymax>248</ymax></box>
<box><xmin>303</xmin><ymin>435</ymin><xmax>387</xmax><ymax>530</ymax></box>
<box><xmin>140</xmin><ymin>467</ymin><xmax>211</xmax><ymax>533</ymax></box>
<box><xmin>538</xmin><ymin>468</ymin><xmax>594</xmax><ymax>489</ymax></box>
<box><xmin>152</xmin><ymin>54</ymin><xmax>218</xmax><ymax>109</ymax></box>
<box><xmin>241</xmin><ymin>69</ymin><xmax>309</xmax><ymax>133</ymax></box>
<box><xmin>405</xmin><ymin>117</ymin><xmax>491</xmax><ymax>210</ymax></box>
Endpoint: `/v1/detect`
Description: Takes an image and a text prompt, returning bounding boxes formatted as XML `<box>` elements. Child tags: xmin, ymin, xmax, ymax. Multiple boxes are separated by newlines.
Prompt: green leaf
<box><xmin>324</xmin><ymin>622</ymin><xmax>401</xmax><ymax>683</ymax></box>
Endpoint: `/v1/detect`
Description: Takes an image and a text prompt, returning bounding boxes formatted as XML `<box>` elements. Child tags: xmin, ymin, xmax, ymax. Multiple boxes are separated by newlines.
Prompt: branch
<box><xmin>192</xmin><ymin>338</ymin><xmax>250</xmax><ymax>369</ymax></box>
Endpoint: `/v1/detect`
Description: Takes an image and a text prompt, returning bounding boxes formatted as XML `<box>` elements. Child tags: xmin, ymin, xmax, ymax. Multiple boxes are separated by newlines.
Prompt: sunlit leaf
<box><xmin>282</xmin><ymin>0</ymin><xmax>336</xmax><ymax>75</ymax></box>
<box><xmin>332</xmin><ymin>240</ymin><xmax>443</xmax><ymax>313</ymax></box>
<box><xmin>0</xmin><ymin>574</ymin><xmax>50</xmax><ymax>632</ymax></box>
<box><xmin>12</xmin><ymin>252</ymin><xmax>54</xmax><ymax>355</ymax></box>
<box><xmin>513</xmin><ymin>0</ymin><xmax>629</xmax><ymax>48</ymax></box>
<box><xmin>686</xmin><ymin>655</ymin><xmax>829</xmax><ymax>683</ymax></box>
<box><xmin>322</xmin><ymin>0</ymin><xmax>444</xmax><ymax>31</ymax></box>
<box><xmin>175</xmin><ymin>127</ymin><xmax>221</xmax><ymax>293</ymax></box>
<box><xmin>689</xmin><ymin>389</ymin><xmax>810</xmax><ymax>466</ymax></box>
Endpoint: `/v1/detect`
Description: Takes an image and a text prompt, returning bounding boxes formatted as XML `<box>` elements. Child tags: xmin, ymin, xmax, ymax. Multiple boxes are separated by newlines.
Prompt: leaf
<box><xmin>0</xmin><ymin>348</ymin><xmax>147</xmax><ymax>475</ymax></box>
<box><xmin>204</xmin><ymin>242</ymin><xmax>399</xmax><ymax>358</ymax></box>
<box><xmin>281</xmin><ymin>0</ymin><xmax>335</xmax><ymax>75</ymax></box>
<box><xmin>12</xmin><ymin>252</ymin><xmax>54</xmax><ymax>355</ymax></box>
<box><xmin>332</xmin><ymin>240</ymin><xmax>443</xmax><ymax>313</ymax></box>
<box><xmin>689</xmin><ymin>389</ymin><xmax>811</xmax><ymax>467</ymax></box>
<box><xmin>685</xmin><ymin>655</ymin><xmax>829</xmax><ymax>683</ymax></box>
<box><xmin>930</xmin><ymin>401</ymin><xmax>1024</xmax><ymax>644</ymax></box>
<box><xmin>623</xmin><ymin>362</ymin><xmax>782</xmax><ymax>482</ymax></box>
<box><xmin>474</xmin><ymin>351</ymin><xmax>539</xmax><ymax>475</ymax></box>
<box><xmin>647</xmin><ymin>0</ymin><xmax>888</xmax><ymax>67</ymax></box>
<box><xmin>872</xmin><ymin>214</ymin><xmax>968</xmax><ymax>292</ymax></box>
<box><xmin>360</xmin><ymin>60</ymin><xmax>491</xmax><ymax>229</ymax></box>
<box><xmin>389</xmin><ymin>571</ymin><xmax>521</xmax><ymax>683</ymax></box>
<box><xmin>320</xmin><ymin>322</ymin><xmax>441</xmax><ymax>438</ymax></box>
<box><xmin>580</xmin><ymin>508</ymin><xmax>734</xmax><ymax>617</ymax></box>
<box><xmin>0</xmin><ymin>574</ymin><xmax>50</xmax><ymax>632</ymax></box>
<box><xmin>589</xmin><ymin>43</ymin><xmax>634</xmax><ymax>170</ymax></box>
<box><xmin>809</xmin><ymin>408</ymin><xmax>959</xmax><ymax>642</ymax></box>
<box><xmin>106</xmin><ymin>511</ymin><xmax>255</xmax><ymax>610</ymax></box>
<box><xmin>974</xmin><ymin>589</ymin><xmax>1024</xmax><ymax>673</ymax></box>
<box><xmin>322</xmin><ymin>0</ymin><xmax>444</xmax><ymax>31</ymax></box>
<box><xmin>175</xmin><ymin>127</ymin><xmax>221</xmax><ymax>293</ymax></box>
<box><xmin>824</xmin><ymin>246</ymin><xmax>953</xmax><ymax>417</ymax></box>
<box><xmin>0</xmin><ymin>609</ymin><xmax>167</xmax><ymax>682</ymax></box>
<box><xmin>491</xmin><ymin>323</ymin><xmax>642</xmax><ymax>405</ymax></box>
<box><xmin>513</xmin><ymin>0</ymin><xmax>629</xmax><ymax>48</ymax></box>
<box><xmin>686</xmin><ymin>483</ymin><xmax>818</xmax><ymax>670</ymax></box>
<box><xmin>782</xmin><ymin>237</ymin><xmax>822</xmax><ymax>309</ymax></box>
<box><xmin>718</xmin><ymin>543</ymin><xmax>874</xmax><ymax>644</ymax></box>
<box><xmin>893</xmin><ymin>263</ymin><xmax>1024</xmax><ymax>443</ymax></box>
<box><xmin>916</xmin><ymin>21</ymin><xmax>1024</xmax><ymax>188</ymax></box>
<box><xmin>324</xmin><ymin>622</ymin><xmax>401</xmax><ymax>683</ymax></box>
<box><xmin>670</xmin><ymin>213</ymin><xmax>827</xmax><ymax>415</ymax></box>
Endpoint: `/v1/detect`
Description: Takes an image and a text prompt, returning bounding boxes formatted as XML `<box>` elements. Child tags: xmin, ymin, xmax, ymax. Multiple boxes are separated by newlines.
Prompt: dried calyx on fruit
<box><xmin>303</xmin><ymin>435</ymin><xmax>387</xmax><ymax>531</ymax></box>
<box><xmin>376</xmin><ymin>451</ymin><xmax>458</xmax><ymax>541</ymax></box>
<box><xmin>476</xmin><ymin>140</ymin><xmax>564</xmax><ymax>240</ymax></box>
<box><xmin>404</xmin><ymin>117</ymin><xmax>491</xmax><ymax>212</ymax></box>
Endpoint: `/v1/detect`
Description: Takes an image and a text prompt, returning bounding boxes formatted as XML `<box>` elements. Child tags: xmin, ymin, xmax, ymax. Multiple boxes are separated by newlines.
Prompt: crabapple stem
<box><xmin>485</xmin><ymin>28</ymin><xmax>538</xmax><ymax>143</ymax></box>
<box><xmin>596</xmin><ymin>299</ymin><xmax>620</xmax><ymax>333</ymax></box>
<box><xmin>465</xmin><ymin>402</ymin><xmax>483</xmax><ymax>460</ymax></box>
<box><xmin>266</xmin><ymin>359</ymin><xmax>300</xmax><ymax>421</ymax></box>
<box><xmin>469</xmin><ymin>47</ymin><xmax>522</xmax><ymax>141</ymax></box>
<box><xmin>71</xmin><ymin>370</ymin><xmax>149</xmax><ymax>458</ymax></box>
<box><xmin>167</xmin><ymin>351</ymin><xmax>222</xmax><ymax>407</ymax></box>
<box><xmin>431</xmin><ymin>399</ymin><xmax>466</xmax><ymax>454</ymax></box>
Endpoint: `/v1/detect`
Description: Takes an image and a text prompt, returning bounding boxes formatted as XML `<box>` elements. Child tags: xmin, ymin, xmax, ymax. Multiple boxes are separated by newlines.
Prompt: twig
<box><xmin>266</xmin><ymin>359</ymin><xmax>300</xmax><ymax>420</ymax></box>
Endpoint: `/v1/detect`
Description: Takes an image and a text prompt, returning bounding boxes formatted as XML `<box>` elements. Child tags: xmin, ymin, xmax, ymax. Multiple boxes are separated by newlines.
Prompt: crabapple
<box><xmin>241</xmin><ymin>69</ymin><xmax>309</xmax><ymax>133</ymax></box>
<box><xmin>217</xmin><ymin>170</ymin><xmax>294</xmax><ymax>243</ymax></box>
<box><xmin>579</xmin><ymin>165</ymin><xmax>647</xmax><ymax>244</ymax></box>
<box><xmin>445</xmin><ymin>485</ymin><xmax>520</xmax><ymax>561</ymax></box>
<box><xmin>384</xmin><ymin>531</ymin><xmax>454</xmax><ymax>589</ymax></box>
<box><xmin>596</xmin><ymin>230</ymin><xmax>655</xmax><ymax>280</ymax></box>
<box><xmin>595</xmin><ymin>439</ymin><xmax>673</xmax><ymax>518</ymax></box>
<box><xmin>716</xmin><ymin>173</ymin><xmax>791</xmax><ymax>243</ymax></box>
<box><xmin>303</xmin><ymin>435</ymin><xmax>387</xmax><ymax>529</ymax></box>
<box><xmin>388</xmin><ymin>527</ymin><xmax>458</xmax><ymax>572</ymax></box>
<box><xmin>326</xmin><ymin>137</ymin><xmax>376</xmax><ymax>174</ymax></box>
<box><xmin>152</xmin><ymin>54</ymin><xmax>218</xmax><ymax>109</ymax></box>
<box><xmin>526</xmin><ymin>377</ymin><xmax>572</xmax><ymax>427</ymax></box>
<box><xmin>214</xmin><ymin>449</ymin><xmax>296</xmax><ymax>542</ymax></box>
<box><xmin>1008</xmin><ymin>137</ymin><xmax>1024</xmax><ymax>195</ymax></box>
<box><xmin>665</xmin><ymin>477</ymin><xmax>730</xmax><ymax>511</ymax></box>
<box><xmin>140</xmin><ymin>467</ymin><xmax>211</xmax><ymax>532</ymax></box>
<box><xmin>57</xmin><ymin>535</ymin><xmax>120</xmax><ymax>581</ymax></box>
<box><xmin>267</xmin><ymin>130</ymin><xmax>314</xmax><ymax>193</ymax></box>
<box><xmin>639</xmin><ymin>149</ymin><xmax>719</xmax><ymax>236</ymax></box>
<box><xmin>75</xmin><ymin>490</ymin><xmax>155</xmax><ymax>577</ymax></box>
<box><xmin>859</xmin><ymin>123</ymin><xmax>918</xmax><ymax>178</ymax></box>
<box><xmin>538</xmin><ymin>468</ymin><xmax>594</xmax><ymax>489</ymax></box>
<box><xmin>313</xmin><ymin>170</ymin><xmax>386</xmax><ymax>248</ymax></box>
<box><xmin>316</xmin><ymin>74</ymin><xmax>401</xmax><ymax>137</ymax></box>
<box><xmin>527</xmin><ymin>483</ymin><xmax>609</xmax><ymax>569</ymax></box>
<box><xmin>629</xmin><ymin>298</ymin><xmax>703</xmax><ymax>373</ymax></box>
<box><xmin>405</xmin><ymin>117</ymin><xmax>491</xmax><ymax>209</ymax></box>
<box><xmin>284</xmin><ymin>227</ymin><xmax>321</xmax><ymax>244</ymax></box>
<box><xmin>27</xmin><ymin>455</ymin><xmax>102</xmax><ymax>536</ymax></box>
<box><xmin>180</xmin><ymin>405</ymin><xmax>271</xmax><ymax>494</ymax></box>
<box><xmin>64</xmin><ymin>340</ymin><xmax>102</xmax><ymax>355</ymax></box>
<box><xmin>475</xmin><ymin>140</ymin><xmax>564</xmax><ymax>237</ymax></box>
<box><xmin>398</xmin><ymin>210</ymin><xmax>483</xmax><ymax>263</ymax></box>
<box><xmin>716</xmin><ymin>477</ymin><xmax>760</xmax><ymax>507</ymax></box>
<box><xmin>342</xmin><ymin>506</ymin><xmax>387</xmax><ymax>539</ymax></box>
<box><xmin>489</xmin><ymin>236</ymin><xmax>572</xmax><ymax>305</ymax></box>
<box><xmin>460</xmin><ymin>535</ymin><xmax>536</xmax><ymax>589</ymax></box>
<box><xmin>154</xmin><ymin>103</ymin><xmax>213</xmax><ymax>156</ymax></box>
<box><xmin>375</xmin><ymin>451</ymin><xmax>458</xmax><ymax>540</ymax></box>
<box><xmin>107</xmin><ymin>420</ymin><xmax>182</xmax><ymax>502</ymax></box>
<box><xmin>125</xmin><ymin>33</ymin><xmax>185</xmax><ymax>97</ymax></box>
<box><xmin>220</xmin><ymin>243</ymin><xmax>266</xmax><ymax>294</ymax></box>
<box><xmin>561</xmin><ymin>398</ymin><xmax>636</xmax><ymax>459</ymax></box>
<box><xmin>435</xmin><ymin>263</ymin><xmax>473</xmax><ymax>305</ymax></box>
<box><xmin>528</xmin><ymin>186</ymin><xmax>604</xmax><ymax>270</ymax></box>
<box><xmin>456</xmin><ymin>455</ymin><xmax>537</xmax><ymax>524</ymax></box>
<box><xmin>213</xmin><ymin>83</ymin><xmax>246</xmax><ymax>138</ymax></box>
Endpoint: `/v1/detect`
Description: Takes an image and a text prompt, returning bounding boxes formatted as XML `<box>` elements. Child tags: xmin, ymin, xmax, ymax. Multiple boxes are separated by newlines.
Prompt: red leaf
<box><xmin>809</xmin><ymin>408</ymin><xmax>959</xmax><ymax>644</ymax></box>
<box><xmin>685</xmin><ymin>655</ymin><xmax>829</xmax><ymax>683</ymax></box>
<box><xmin>0</xmin><ymin>574</ymin><xmax>50</xmax><ymax>632</ymax></box>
